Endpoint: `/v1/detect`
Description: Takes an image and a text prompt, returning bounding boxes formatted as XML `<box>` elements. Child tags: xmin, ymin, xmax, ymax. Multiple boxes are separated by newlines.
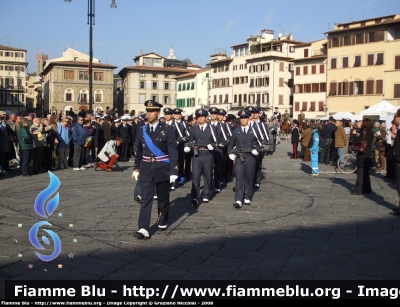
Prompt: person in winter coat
<box><xmin>334</xmin><ymin>119</ymin><xmax>347</xmax><ymax>171</ymax></box>
<box><xmin>310</xmin><ymin>123</ymin><xmax>320</xmax><ymax>177</ymax></box>
<box><xmin>18</xmin><ymin>118</ymin><xmax>33</xmax><ymax>176</ymax></box>
<box><xmin>290</xmin><ymin>119</ymin><xmax>300</xmax><ymax>159</ymax></box>
<box><xmin>72</xmin><ymin>117</ymin><xmax>87</xmax><ymax>171</ymax></box>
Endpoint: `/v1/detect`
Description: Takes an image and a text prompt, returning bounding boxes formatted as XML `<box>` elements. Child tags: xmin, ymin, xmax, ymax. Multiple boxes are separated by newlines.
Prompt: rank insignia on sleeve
<box><xmin>174</xmin><ymin>166</ymin><xmax>179</xmax><ymax>170</ymax></box>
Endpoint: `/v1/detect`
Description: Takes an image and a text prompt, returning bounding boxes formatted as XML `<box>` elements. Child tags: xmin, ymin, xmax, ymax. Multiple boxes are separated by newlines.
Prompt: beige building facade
<box><xmin>118</xmin><ymin>52</ymin><xmax>196</xmax><ymax>113</ymax></box>
<box><xmin>292</xmin><ymin>39</ymin><xmax>327</xmax><ymax>119</ymax></box>
<box><xmin>326</xmin><ymin>14</ymin><xmax>400</xmax><ymax>115</ymax></box>
<box><xmin>0</xmin><ymin>45</ymin><xmax>28</xmax><ymax>114</ymax></box>
<box><xmin>41</xmin><ymin>60</ymin><xmax>117</xmax><ymax>115</ymax></box>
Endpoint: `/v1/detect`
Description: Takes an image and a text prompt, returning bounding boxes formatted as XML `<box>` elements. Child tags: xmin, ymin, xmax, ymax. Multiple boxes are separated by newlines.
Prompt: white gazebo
<box><xmin>359</xmin><ymin>100</ymin><xmax>397</xmax><ymax>126</ymax></box>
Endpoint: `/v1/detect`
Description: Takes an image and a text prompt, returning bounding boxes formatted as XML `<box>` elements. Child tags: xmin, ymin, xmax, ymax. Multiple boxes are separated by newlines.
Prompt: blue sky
<box><xmin>1</xmin><ymin>0</ymin><xmax>399</xmax><ymax>74</ymax></box>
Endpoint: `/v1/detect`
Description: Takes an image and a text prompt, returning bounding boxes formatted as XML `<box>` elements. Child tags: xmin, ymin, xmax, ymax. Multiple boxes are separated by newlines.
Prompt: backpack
<box><xmin>308</xmin><ymin>132</ymin><xmax>314</xmax><ymax>148</ymax></box>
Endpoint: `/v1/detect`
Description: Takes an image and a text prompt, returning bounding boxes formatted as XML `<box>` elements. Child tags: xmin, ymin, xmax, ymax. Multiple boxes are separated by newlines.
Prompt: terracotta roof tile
<box><xmin>174</xmin><ymin>68</ymin><xmax>210</xmax><ymax>79</ymax></box>
<box><xmin>133</xmin><ymin>52</ymin><xmax>165</xmax><ymax>60</ymax></box>
<box><xmin>0</xmin><ymin>44</ymin><xmax>27</xmax><ymax>52</ymax></box>
<box><xmin>120</xmin><ymin>65</ymin><xmax>191</xmax><ymax>73</ymax></box>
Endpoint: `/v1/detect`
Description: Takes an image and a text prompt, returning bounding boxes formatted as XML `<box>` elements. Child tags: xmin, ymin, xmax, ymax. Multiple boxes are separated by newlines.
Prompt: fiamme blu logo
<box><xmin>28</xmin><ymin>171</ymin><xmax>62</xmax><ymax>261</ymax></box>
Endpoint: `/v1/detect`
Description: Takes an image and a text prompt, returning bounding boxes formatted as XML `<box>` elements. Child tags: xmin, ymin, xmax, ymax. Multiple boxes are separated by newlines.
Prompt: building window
<box><xmin>319</xmin><ymin>101</ymin><xmax>324</xmax><ymax>111</ymax></box>
<box><xmin>356</xmin><ymin>34</ymin><xmax>363</xmax><ymax>44</ymax></box>
<box><xmin>279</xmin><ymin>78</ymin><xmax>284</xmax><ymax>87</ymax></box>
<box><xmin>302</xmin><ymin>102</ymin><xmax>307</xmax><ymax>111</ymax></box>
<box><xmin>354</xmin><ymin>81</ymin><xmax>364</xmax><ymax>94</ymax></box>
<box><xmin>367</xmin><ymin>54</ymin><xmax>374</xmax><ymax>66</ymax></box>
<box><xmin>224</xmin><ymin>94</ymin><xmax>228</xmax><ymax>103</ymax></box>
<box><xmin>279</xmin><ymin>62</ymin><xmax>284</xmax><ymax>71</ymax></box>
<box><xmin>152</xmin><ymin>82</ymin><xmax>158</xmax><ymax>90</ymax></box>
<box><xmin>140</xmin><ymin>73</ymin><xmax>145</xmax><ymax>77</ymax></box>
<box><xmin>304</xmin><ymin>84</ymin><xmax>311</xmax><ymax>93</ymax></box>
<box><xmin>163</xmin><ymin>96</ymin><xmax>169</xmax><ymax>104</ymax></box>
<box><xmin>304</xmin><ymin>49</ymin><xmax>309</xmax><ymax>57</ymax></box>
<box><xmin>343</xmin><ymin>36</ymin><xmax>350</xmax><ymax>46</ymax></box>
<box><xmin>164</xmin><ymin>82</ymin><xmax>169</xmax><ymax>90</ymax></box>
<box><xmin>394</xmin><ymin>84</ymin><xmax>400</xmax><ymax>98</ymax></box>
<box><xmin>303</xmin><ymin>66</ymin><xmax>308</xmax><ymax>75</ymax></box>
<box><xmin>279</xmin><ymin>95</ymin><xmax>283</xmax><ymax>105</ymax></box>
<box><xmin>311</xmin><ymin>65</ymin><xmax>316</xmax><ymax>74</ymax></box>
<box><xmin>191</xmin><ymin>82</ymin><xmax>195</xmax><ymax>90</ymax></box>
<box><xmin>64</xmin><ymin>70</ymin><xmax>74</xmax><ymax>79</ymax></box>
<box><xmin>309</xmin><ymin>101</ymin><xmax>315</xmax><ymax>111</ymax></box>
<box><xmin>140</xmin><ymin>81</ymin><xmax>145</xmax><ymax>89</ymax></box>
<box><xmin>94</xmin><ymin>72</ymin><xmax>104</xmax><ymax>81</ymax></box>
<box><xmin>66</xmin><ymin>93</ymin><xmax>72</xmax><ymax>101</ymax></box>
<box><xmin>312</xmin><ymin>83</ymin><xmax>319</xmax><ymax>92</ymax></box>
<box><xmin>295</xmin><ymin>102</ymin><xmax>300</xmax><ymax>111</ymax></box>
<box><xmin>376</xmin><ymin>80</ymin><xmax>383</xmax><ymax>94</ymax></box>
<box><xmin>219</xmin><ymin>95</ymin><xmax>222</xmax><ymax>104</ymax></box>
<box><xmin>233</xmin><ymin>65</ymin><xmax>237</xmax><ymax>71</ymax></box>
<box><xmin>369</xmin><ymin>32</ymin><xmax>375</xmax><ymax>42</ymax></box>
<box><xmin>329</xmin><ymin>82</ymin><xmax>337</xmax><ymax>95</ymax></box>
<box><xmin>331</xmin><ymin>58</ymin><xmax>337</xmax><ymax>69</ymax></box>
<box><xmin>289</xmin><ymin>46</ymin><xmax>294</xmax><ymax>53</ymax></box>
<box><xmin>366</xmin><ymin>80</ymin><xmax>374</xmax><ymax>94</ymax></box>
<box><xmin>152</xmin><ymin>74</ymin><xmax>158</xmax><ymax>77</ymax></box>
<box><xmin>320</xmin><ymin>65</ymin><xmax>325</xmax><ymax>74</ymax></box>
<box><xmin>376</xmin><ymin>53</ymin><xmax>384</xmax><ymax>65</ymax></box>
<box><xmin>79</xmin><ymin>71</ymin><xmax>89</xmax><ymax>80</ymax></box>
<box><xmin>342</xmin><ymin>57</ymin><xmax>349</xmax><ymax>68</ymax></box>
<box><xmin>395</xmin><ymin>56</ymin><xmax>400</xmax><ymax>69</ymax></box>
<box><xmin>139</xmin><ymin>94</ymin><xmax>145</xmax><ymax>104</ymax></box>
<box><xmin>289</xmin><ymin>63</ymin><xmax>294</xmax><ymax>71</ymax></box>
<box><xmin>95</xmin><ymin>93</ymin><xmax>102</xmax><ymax>102</ymax></box>
<box><xmin>295</xmin><ymin>67</ymin><xmax>300</xmax><ymax>75</ymax></box>
<box><xmin>5</xmin><ymin>52</ymin><xmax>13</xmax><ymax>57</ymax></box>
<box><xmin>213</xmin><ymin>95</ymin><xmax>217</xmax><ymax>103</ymax></box>
<box><xmin>331</xmin><ymin>38</ymin><xmax>338</xmax><ymax>47</ymax></box>
<box><xmin>354</xmin><ymin>55</ymin><xmax>361</xmax><ymax>67</ymax></box>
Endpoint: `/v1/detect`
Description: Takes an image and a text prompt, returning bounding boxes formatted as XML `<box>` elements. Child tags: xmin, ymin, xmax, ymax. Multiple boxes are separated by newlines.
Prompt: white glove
<box><xmin>229</xmin><ymin>154</ymin><xmax>236</xmax><ymax>161</ymax></box>
<box><xmin>170</xmin><ymin>175</ymin><xmax>178</xmax><ymax>183</ymax></box>
<box><xmin>184</xmin><ymin>146</ymin><xmax>191</xmax><ymax>153</ymax></box>
<box><xmin>252</xmin><ymin>149</ymin><xmax>259</xmax><ymax>156</ymax></box>
<box><xmin>207</xmin><ymin>144</ymin><xmax>214</xmax><ymax>150</ymax></box>
<box><xmin>132</xmin><ymin>169</ymin><xmax>139</xmax><ymax>180</ymax></box>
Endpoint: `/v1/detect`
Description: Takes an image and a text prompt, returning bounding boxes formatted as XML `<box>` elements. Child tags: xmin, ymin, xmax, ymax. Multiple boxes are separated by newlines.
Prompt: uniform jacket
<box><xmin>207</xmin><ymin>121</ymin><xmax>224</xmax><ymax>144</ymax></box>
<box><xmin>92</xmin><ymin>121</ymin><xmax>103</xmax><ymax>149</ymax></box>
<box><xmin>191</xmin><ymin>122</ymin><xmax>221</xmax><ymax>147</ymax></box>
<box><xmin>310</xmin><ymin>129</ymin><xmax>320</xmax><ymax>152</ymax></box>
<box><xmin>251</xmin><ymin>120</ymin><xmax>269</xmax><ymax>143</ymax></box>
<box><xmin>291</xmin><ymin>126</ymin><xmax>300</xmax><ymax>143</ymax></box>
<box><xmin>228</xmin><ymin>125</ymin><xmax>261</xmax><ymax>153</ymax></box>
<box><xmin>134</xmin><ymin>121</ymin><xmax>179</xmax><ymax>183</ymax></box>
<box><xmin>98</xmin><ymin>140</ymin><xmax>118</xmax><ymax>162</ymax></box>
<box><xmin>173</xmin><ymin>119</ymin><xmax>189</xmax><ymax>142</ymax></box>
<box><xmin>118</xmin><ymin>123</ymin><xmax>131</xmax><ymax>143</ymax></box>
<box><xmin>102</xmin><ymin>121</ymin><xmax>112</xmax><ymax>142</ymax></box>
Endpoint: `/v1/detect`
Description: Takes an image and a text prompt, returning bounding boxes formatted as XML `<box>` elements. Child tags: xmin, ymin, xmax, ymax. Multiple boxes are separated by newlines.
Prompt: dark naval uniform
<box><xmin>185</xmin><ymin>108</ymin><xmax>218</xmax><ymax>206</ymax></box>
<box><xmin>217</xmin><ymin>108</ymin><xmax>231</xmax><ymax>186</ymax></box>
<box><xmin>173</xmin><ymin>108</ymin><xmax>189</xmax><ymax>186</ymax></box>
<box><xmin>164</xmin><ymin>107</ymin><xmax>178</xmax><ymax>191</ymax></box>
<box><xmin>133</xmin><ymin>100</ymin><xmax>179</xmax><ymax>239</ymax></box>
<box><xmin>208</xmin><ymin>107</ymin><xmax>224</xmax><ymax>192</ymax></box>
<box><xmin>228</xmin><ymin>110</ymin><xmax>261</xmax><ymax>208</ymax></box>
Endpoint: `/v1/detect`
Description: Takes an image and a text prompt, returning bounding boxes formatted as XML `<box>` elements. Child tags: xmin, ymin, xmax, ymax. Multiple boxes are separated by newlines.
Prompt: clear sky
<box><xmin>1</xmin><ymin>0</ymin><xmax>399</xmax><ymax>75</ymax></box>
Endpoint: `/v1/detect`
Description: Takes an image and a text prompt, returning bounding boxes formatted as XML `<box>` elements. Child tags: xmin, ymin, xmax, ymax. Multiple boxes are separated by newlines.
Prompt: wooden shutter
<box><xmin>366</xmin><ymin>80</ymin><xmax>374</xmax><ymax>94</ymax></box>
<box><xmin>394</xmin><ymin>84</ymin><xmax>400</xmax><ymax>98</ymax></box>
<box><xmin>296</xmin><ymin>67</ymin><xmax>300</xmax><ymax>75</ymax></box>
<box><xmin>349</xmin><ymin>82</ymin><xmax>354</xmax><ymax>95</ymax></box>
<box><xmin>343</xmin><ymin>82</ymin><xmax>348</xmax><ymax>95</ymax></box>
<box><xmin>330</xmin><ymin>82</ymin><xmax>337</xmax><ymax>95</ymax></box>
<box><xmin>319</xmin><ymin>101</ymin><xmax>324</xmax><ymax>111</ymax></box>
<box><xmin>295</xmin><ymin>102</ymin><xmax>300</xmax><ymax>111</ymax></box>
<box><xmin>304</xmin><ymin>49</ymin><xmax>309</xmax><ymax>57</ymax></box>
<box><xmin>354</xmin><ymin>56</ymin><xmax>361</xmax><ymax>67</ymax></box>
<box><xmin>303</xmin><ymin>66</ymin><xmax>308</xmax><ymax>74</ymax></box>
<box><xmin>376</xmin><ymin>79</ymin><xmax>383</xmax><ymax>94</ymax></box>
<box><xmin>320</xmin><ymin>65</ymin><xmax>324</xmax><ymax>74</ymax></box>
<box><xmin>368</xmin><ymin>54</ymin><xmax>374</xmax><ymax>65</ymax></box>
<box><xmin>376</xmin><ymin>53</ymin><xmax>384</xmax><ymax>65</ymax></box>
<box><xmin>338</xmin><ymin>82</ymin><xmax>342</xmax><ymax>95</ymax></box>
<box><xmin>310</xmin><ymin>101</ymin><xmax>316</xmax><ymax>111</ymax></box>
<box><xmin>279</xmin><ymin>95</ymin><xmax>283</xmax><ymax>104</ymax></box>
<box><xmin>395</xmin><ymin>56</ymin><xmax>400</xmax><ymax>69</ymax></box>
<box><xmin>279</xmin><ymin>62</ymin><xmax>284</xmax><ymax>71</ymax></box>
<box><xmin>375</xmin><ymin>30</ymin><xmax>384</xmax><ymax>41</ymax></box>
<box><xmin>302</xmin><ymin>102</ymin><xmax>307</xmax><ymax>111</ymax></box>
<box><xmin>343</xmin><ymin>57</ymin><xmax>348</xmax><ymax>68</ymax></box>
<box><xmin>331</xmin><ymin>58</ymin><xmax>336</xmax><ymax>69</ymax></box>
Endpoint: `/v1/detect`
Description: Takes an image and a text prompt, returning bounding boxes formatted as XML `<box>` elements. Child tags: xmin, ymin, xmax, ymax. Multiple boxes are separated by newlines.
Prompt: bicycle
<box><xmin>336</xmin><ymin>148</ymin><xmax>357</xmax><ymax>174</ymax></box>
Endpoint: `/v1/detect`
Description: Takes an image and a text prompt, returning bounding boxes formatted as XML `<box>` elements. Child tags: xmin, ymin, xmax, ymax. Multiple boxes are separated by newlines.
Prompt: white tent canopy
<box><xmin>332</xmin><ymin>112</ymin><xmax>359</xmax><ymax>121</ymax></box>
<box><xmin>381</xmin><ymin>105</ymin><xmax>399</xmax><ymax>117</ymax></box>
<box><xmin>359</xmin><ymin>100</ymin><xmax>396</xmax><ymax>117</ymax></box>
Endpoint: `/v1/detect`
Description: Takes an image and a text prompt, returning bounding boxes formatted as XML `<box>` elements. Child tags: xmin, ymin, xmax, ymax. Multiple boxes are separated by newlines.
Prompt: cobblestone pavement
<box><xmin>1</xmin><ymin>140</ymin><xmax>399</xmax><ymax>297</ymax></box>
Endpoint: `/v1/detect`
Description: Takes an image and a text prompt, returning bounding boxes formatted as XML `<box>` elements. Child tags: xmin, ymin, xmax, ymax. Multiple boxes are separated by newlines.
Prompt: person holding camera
<box><xmin>94</xmin><ymin>137</ymin><xmax>122</xmax><ymax>172</ymax></box>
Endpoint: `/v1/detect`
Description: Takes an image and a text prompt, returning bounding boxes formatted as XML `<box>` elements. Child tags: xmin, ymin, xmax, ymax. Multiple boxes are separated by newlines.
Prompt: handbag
<box><xmin>351</xmin><ymin>130</ymin><xmax>367</xmax><ymax>153</ymax></box>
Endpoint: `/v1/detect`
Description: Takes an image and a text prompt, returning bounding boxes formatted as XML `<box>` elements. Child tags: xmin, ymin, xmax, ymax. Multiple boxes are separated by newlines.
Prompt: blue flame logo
<box><xmin>29</xmin><ymin>171</ymin><xmax>62</xmax><ymax>262</ymax></box>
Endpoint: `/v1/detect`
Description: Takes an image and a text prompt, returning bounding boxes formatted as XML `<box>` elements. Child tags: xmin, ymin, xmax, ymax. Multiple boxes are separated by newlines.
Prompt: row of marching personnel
<box><xmin>131</xmin><ymin>100</ymin><xmax>282</xmax><ymax>239</ymax></box>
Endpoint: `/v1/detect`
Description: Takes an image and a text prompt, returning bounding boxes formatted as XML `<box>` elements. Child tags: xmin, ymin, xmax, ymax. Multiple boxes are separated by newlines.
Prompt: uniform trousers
<box><xmin>254</xmin><ymin>152</ymin><xmax>264</xmax><ymax>185</ymax></box>
<box><xmin>212</xmin><ymin>148</ymin><xmax>223</xmax><ymax>190</ymax></box>
<box><xmin>191</xmin><ymin>151</ymin><xmax>214</xmax><ymax>201</ymax></box>
<box><xmin>184</xmin><ymin>150</ymin><xmax>192</xmax><ymax>180</ymax></box>
<box><xmin>138</xmin><ymin>179</ymin><xmax>170</xmax><ymax>229</ymax></box>
<box><xmin>220</xmin><ymin>146</ymin><xmax>228</xmax><ymax>184</ymax></box>
<box><xmin>177</xmin><ymin>143</ymin><xmax>185</xmax><ymax>179</ymax></box>
<box><xmin>311</xmin><ymin>149</ymin><xmax>319</xmax><ymax>174</ymax></box>
<box><xmin>120</xmin><ymin>142</ymin><xmax>129</xmax><ymax>161</ymax></box>
<box><xmin>234</xmin><ymin>154</ymin><xmax>257</xmax><ymax>202</ymax></box>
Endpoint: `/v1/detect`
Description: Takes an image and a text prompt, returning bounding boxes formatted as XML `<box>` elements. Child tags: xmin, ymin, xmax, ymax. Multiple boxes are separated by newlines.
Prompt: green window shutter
<box><xmin>187</xmin><ymin>82</ymin><xmax>190</xmax><ymax>90</ymax></box>
<box><xmin>178</xmin><ymin>84</ymin><xmax>181</xmax><ymax>91</ymax></box>
<box><xmin>191</xmin><ymin>82</ymin><xmax>194</xmax><ymax>90</ymax></box>
<box><xmin>206</xmin><ymin>73</ymin><xmax>209</xmax><ymax>77</ymax></box>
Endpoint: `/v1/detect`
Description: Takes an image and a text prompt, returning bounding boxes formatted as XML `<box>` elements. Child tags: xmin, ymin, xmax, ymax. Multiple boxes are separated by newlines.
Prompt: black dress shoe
<box><xmin>133</xmin><ymin>231</ymin><xmax>149</xmax><ymax>239</ymax></box>
<box><xmin>191</xmin><ymin>199</ymin><xmax>199</xmax><ymax>206</ymax></box>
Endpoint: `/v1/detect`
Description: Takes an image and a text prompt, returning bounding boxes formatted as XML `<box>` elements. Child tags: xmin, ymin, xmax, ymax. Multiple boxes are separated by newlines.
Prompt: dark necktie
<box><xmin>150</xmin><ymin>126</ymin><xmax>154</xmax><ymax>135</ymax></box>
<box><xmin>201</xmin><ymin>126</ymin><xmax>204</xmax><ymax>132</ymax></box>
<box><xmin>244</xmin><ymin>128</ymin><xmax>247</xmax><ymax>135</ymax></box>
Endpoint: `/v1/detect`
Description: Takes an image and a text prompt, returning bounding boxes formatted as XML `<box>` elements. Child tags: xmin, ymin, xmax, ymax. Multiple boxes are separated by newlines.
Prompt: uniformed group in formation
<box><xmin>131</xmin><ymin>100</ymin><xmax>282</xmax><ymax>239</ymax></box>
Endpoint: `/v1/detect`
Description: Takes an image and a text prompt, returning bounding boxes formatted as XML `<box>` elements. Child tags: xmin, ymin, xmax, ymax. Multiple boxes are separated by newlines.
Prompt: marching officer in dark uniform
<box><xmin>217</xmin><ymin>108</ymin><xmax>231</xmax><ymax>187</ymax></box>
<box><xmin>118</xmin><ymin>116</ymin><xmax>131</xmax><ymax>161</ymax></box>
<box><xmin>173</xmin><ymin>108</ymin><xmax>190</xmax><ymax>186</ymax></box>
<box><xmin>132</xmin><ymin>100</ymin><xmax>179</xmax><ymax>239</ymax></box>
<box><xmin>184</xmin><ymin>108</ymin><xmax>219</xmax><ymax>206</ymax></box>
<box><xmin>163</xmin><ymin>107</ymin><xmax>177</xmax><ymax>191</ymax></box>
<box><xmin>208</xmin><ymin>107</ymin><xmax>224</xmax><ymax>193</ymax></box>
<box><xmin>251</xmin><ymin>107</ymin><xmax>270</xmax><ymax>189</ymax></box>
<box><xmin>228</xmin><ymin>109</ymin><xmax>261</xmax><ymax>208</ymax></box>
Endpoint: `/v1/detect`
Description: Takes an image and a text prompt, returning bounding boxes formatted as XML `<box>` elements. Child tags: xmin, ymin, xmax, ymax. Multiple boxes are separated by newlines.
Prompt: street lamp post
<box><xmin>65</xmin><ymin>0</ymin><xmax>117</xmax><ymax>114</ymax></box>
